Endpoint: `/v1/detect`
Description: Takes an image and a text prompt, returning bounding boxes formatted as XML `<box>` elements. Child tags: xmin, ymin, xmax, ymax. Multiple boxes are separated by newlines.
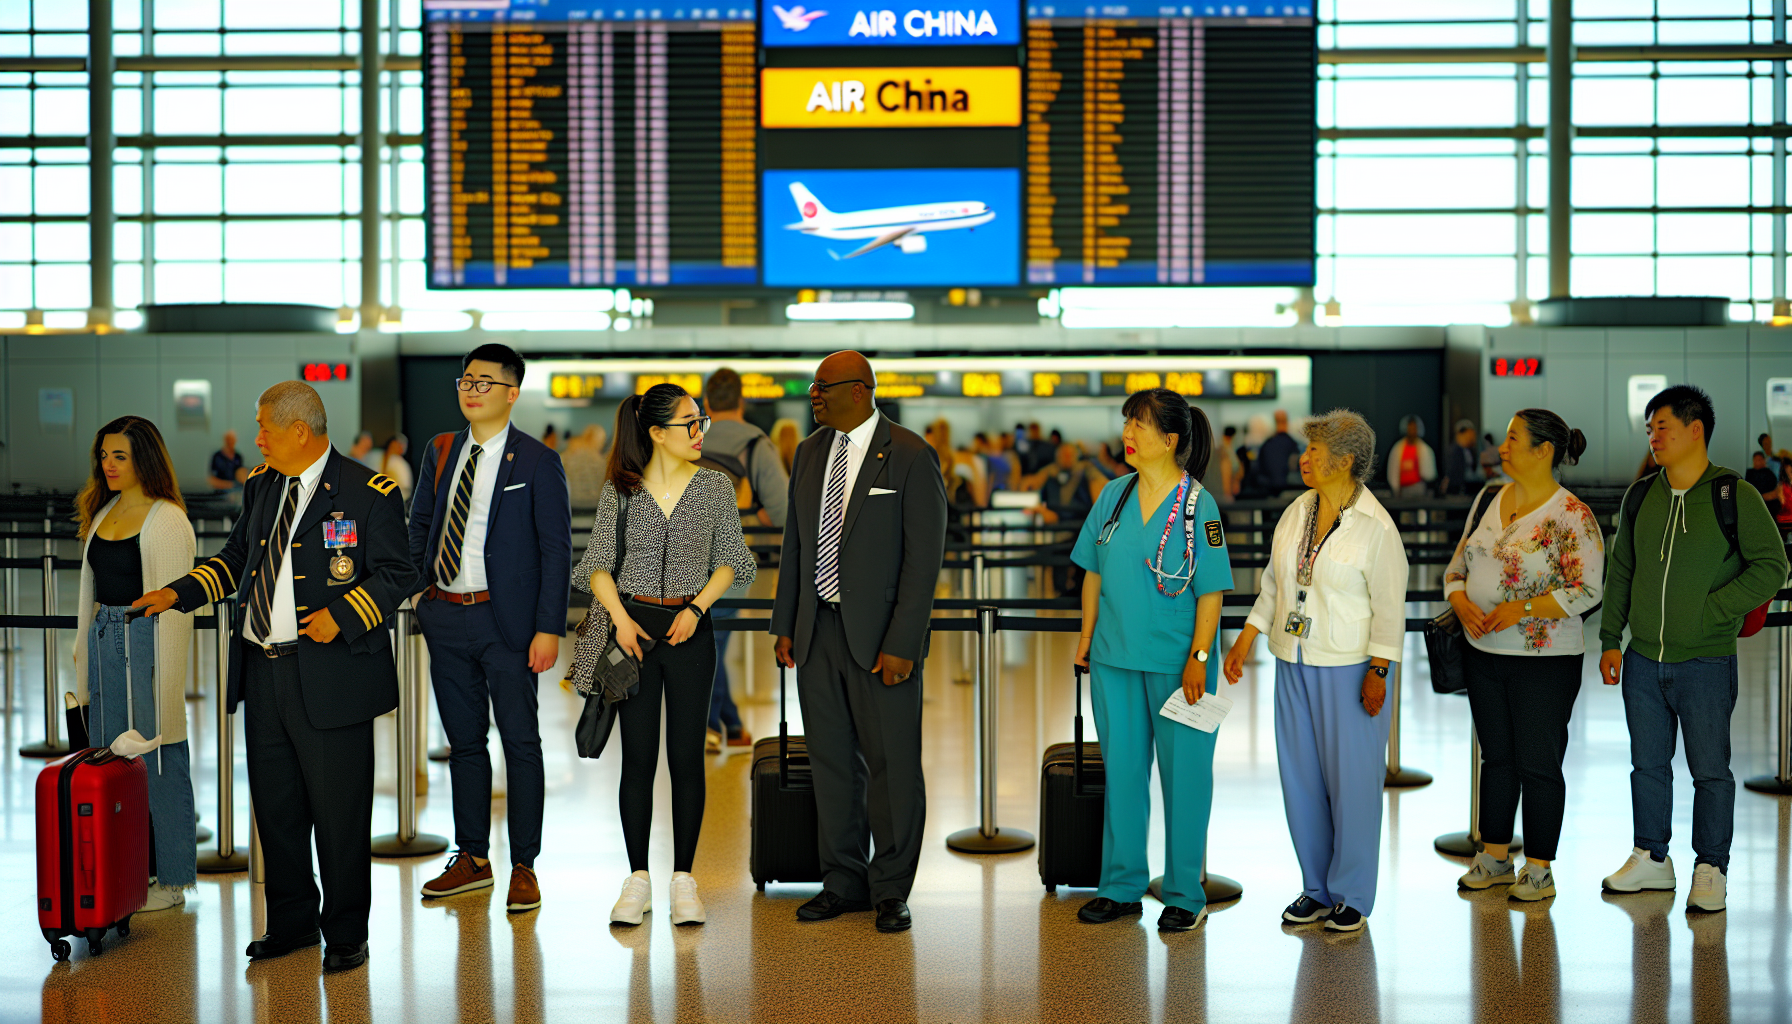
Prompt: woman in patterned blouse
<box><xmin>1445</xmin><ymin>408</ymin><xmax>1603</xmax><ymax>902</ymax></box>
<box><xmin>572</xmin><ymin>382</ymin><xmax>757</xmax><ymax>929</ymax></box>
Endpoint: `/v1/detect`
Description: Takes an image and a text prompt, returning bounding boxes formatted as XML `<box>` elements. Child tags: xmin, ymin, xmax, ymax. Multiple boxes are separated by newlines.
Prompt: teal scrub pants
<box><xmin>1088</xmin><ymin>662</ymin><xmax>1217</xmax><ymax>913</ymax></box>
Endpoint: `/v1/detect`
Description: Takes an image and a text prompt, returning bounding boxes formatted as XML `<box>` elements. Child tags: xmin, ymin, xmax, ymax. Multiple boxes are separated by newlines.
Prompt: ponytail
<box><xmin>1512</xmin><ymin>408</ymin><xmax>1585</xmax><ymax>469</ymax></box>
<box><xmin>606</xmin><ymin>383</ymin><xmax>689</xmax><ymax>492</ymax></box>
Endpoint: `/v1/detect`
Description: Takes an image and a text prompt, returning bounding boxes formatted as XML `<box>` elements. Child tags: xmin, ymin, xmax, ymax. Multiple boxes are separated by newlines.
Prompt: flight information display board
<box><xmin>424</xmin><ymin>9</ymin><xmax>757</xmax><ymax>287</ymax></box>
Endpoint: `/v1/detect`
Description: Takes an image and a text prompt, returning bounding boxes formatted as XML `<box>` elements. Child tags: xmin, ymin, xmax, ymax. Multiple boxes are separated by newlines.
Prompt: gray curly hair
<box><xmin>1301</xmin><ymin>409</ymin><xmax>1376</xmax><ymax>484</ymax></box>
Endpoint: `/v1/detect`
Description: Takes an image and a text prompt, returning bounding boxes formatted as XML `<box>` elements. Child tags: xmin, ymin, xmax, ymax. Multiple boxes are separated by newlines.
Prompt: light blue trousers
<box><xmin>1089</xmin><ymin>662</ymin><xmax>1216</xmax><ymax>913</ymax></box>
<box><xmin>1274</xmin><ymin>653</ymin><xmax>1390</xmax><ymax>916</ymax></box>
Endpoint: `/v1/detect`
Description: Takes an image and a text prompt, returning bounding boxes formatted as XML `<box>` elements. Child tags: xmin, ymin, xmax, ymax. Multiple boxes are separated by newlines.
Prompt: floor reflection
<box><xmin>1286</xmin><ymin>921</ymin><xmax>1380</xmax><ymax>1024</ymax></box>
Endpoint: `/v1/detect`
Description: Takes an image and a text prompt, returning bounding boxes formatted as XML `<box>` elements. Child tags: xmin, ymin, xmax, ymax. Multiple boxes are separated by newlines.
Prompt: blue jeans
<box><xmin>708</xmin><ymin>603</ymin><xmax>742</xmax><ymax>735</ymax></box>
<box><xmin>1621</xmin><ymin>650</ymin><xmax>1738</xmax><ymax>870</ymax></box>
<box><xmin>88</xmin><ymin>605</ymin><xmax>197</xmax><ymax>888</ymax></box>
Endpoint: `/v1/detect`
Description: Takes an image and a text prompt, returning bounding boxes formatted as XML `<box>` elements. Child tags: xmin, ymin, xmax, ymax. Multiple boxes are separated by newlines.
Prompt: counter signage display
<box><xmin>1097</xmin><ymin>368</ymin><xmax>1276</xmax><ymax>399</ymax></box>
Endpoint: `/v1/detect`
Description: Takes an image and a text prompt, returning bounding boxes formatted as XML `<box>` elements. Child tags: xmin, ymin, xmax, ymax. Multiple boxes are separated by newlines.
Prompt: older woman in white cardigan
<box><xmin>71</xmin><ymin>416</ymin><xmax>197</xmax><ymax>912</ymax></box>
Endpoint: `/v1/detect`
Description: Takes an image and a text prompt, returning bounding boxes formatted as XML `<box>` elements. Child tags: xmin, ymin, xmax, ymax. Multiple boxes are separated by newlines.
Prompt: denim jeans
<box><xmin>88</xmin><ymin>605</ymin><xmax>197</xmax><ymax>887</ymax></box>
<box><xmin>1621</xmin><ymin>649</ymin><xmax>1738</xmax><ymax>870</ymax></box>
<box><xmin>708</xmin><ymin>603</ymin><xmax>742</xmax><ymax>735</ymax></box>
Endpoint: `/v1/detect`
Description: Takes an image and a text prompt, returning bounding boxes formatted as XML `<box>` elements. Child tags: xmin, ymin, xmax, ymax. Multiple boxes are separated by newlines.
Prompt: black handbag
<box><xmin>574</xmin><ymin>489</ymin><xmax>652</xmax><ymax>759</ymax></box>
<box><xmin>1426</xmin><ymin>485</ymin><xmax>1503</xmax><ymax>695</ymax></box>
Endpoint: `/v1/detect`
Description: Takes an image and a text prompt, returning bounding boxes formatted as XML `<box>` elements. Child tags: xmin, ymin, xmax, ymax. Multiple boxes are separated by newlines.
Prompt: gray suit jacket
<box><xmin>770</xmin><ymin>414</ymin><xmax>948</xmax><ymax>670</ymax></box>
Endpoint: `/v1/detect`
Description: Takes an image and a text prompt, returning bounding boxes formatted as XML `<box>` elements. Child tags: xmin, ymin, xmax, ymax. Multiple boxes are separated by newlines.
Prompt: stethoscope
<box><xmin>1095</xmin><ymin>472</ymin><xmax>1203</xmax><ymax>597</ymax></box>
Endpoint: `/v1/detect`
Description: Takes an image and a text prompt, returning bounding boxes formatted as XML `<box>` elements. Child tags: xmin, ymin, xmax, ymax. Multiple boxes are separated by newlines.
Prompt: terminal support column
<box><xmin>360</xmin><ymin>0</ymin><xmax>384</xmax><ymax>328</ymax></box>
<box><xmin>1545</xmin><ymin>0</ymin><xmax>1572</xmax><ymax>300</ymax></box>
<box><xmin>88</xmin><ymin>0</ymin><xmax>114</xmax><ymax>330</ymax></box>
<box><xmin>1775</xmin><ymin>0</ymin><xmax>1787</xmax><ymax>318</ymax></box>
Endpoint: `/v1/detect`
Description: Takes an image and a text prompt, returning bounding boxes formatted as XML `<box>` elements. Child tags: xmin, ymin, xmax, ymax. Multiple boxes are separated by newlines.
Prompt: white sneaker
<box><xmin>140</xmin><ymin>883</ymin><xmax>185</xmax><ymax>913</ymax></box>
<box><xmin>610</xmin><ymin>871</ymin><xmax>652</xmax><ymax>926</ymax></box>
<box><xmin>1603</xmin><ymin>847</ymin><xmax>1676</xmax><ymax>893</ymax></box>
<box><xmin>1508</xmin><ymin>862</ymin><xmax>1555</xmax><ymax>902</ymax></box>
<box><xmin>1458</xmin><ymin>851</ymin><xmax>1516</xmax><ymax>890</ymax></box>
<box><xmin>1687</xmin><ymin>863</ymin><xmax>1726</xmax><ymax>912</ymax></box>
<box><xmin>669</xmin><ymin>872</ymin><xmax>706</xmax><ymax>926</ymax></box>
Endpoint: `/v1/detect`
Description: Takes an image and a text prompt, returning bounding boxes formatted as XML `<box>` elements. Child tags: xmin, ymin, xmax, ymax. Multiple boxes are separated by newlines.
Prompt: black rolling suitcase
<box><xmin>1039</xmin><ymin>665</ymin><xmax>1105</xmax><ymax>893</ymax></box>
<box><xmin>750</xmin><ymin>665</ymin><xmax>823</xmax><ymax>889</ymax></box>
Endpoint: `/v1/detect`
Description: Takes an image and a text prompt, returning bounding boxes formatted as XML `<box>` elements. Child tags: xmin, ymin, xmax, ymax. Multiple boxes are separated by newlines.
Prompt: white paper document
<box><xmin>1159</xmin><ymin>690</ymin><xmax>1234</xmax><ymax>733</ymax></box>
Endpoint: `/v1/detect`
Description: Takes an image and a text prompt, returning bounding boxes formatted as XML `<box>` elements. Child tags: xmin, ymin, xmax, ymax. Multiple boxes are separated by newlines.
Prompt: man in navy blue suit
<box><xmin>408</xmin><ymin>343</ymin><xmax>571</xmax><ymax>912</ymax></box>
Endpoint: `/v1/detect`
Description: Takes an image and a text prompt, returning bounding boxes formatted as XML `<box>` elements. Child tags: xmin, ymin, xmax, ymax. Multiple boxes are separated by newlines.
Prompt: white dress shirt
<box><xmin>1244</xmin><ymin>486</ymin><xmax>1409</xmax><ymax>667</ymax></box>
<box><xmin>441</xmin><ymin>421</ymin><xmax>509</xmax><ymax>593</ymax></box>
<box><xmin>816</xmin><ymin>408</ymin><xmax>881</xmax><ymax>601</ymax></box>
<box><xmin>247</xmin><ymin>448</ymin><xmax>329</xmax><ymax>647</ymax></box>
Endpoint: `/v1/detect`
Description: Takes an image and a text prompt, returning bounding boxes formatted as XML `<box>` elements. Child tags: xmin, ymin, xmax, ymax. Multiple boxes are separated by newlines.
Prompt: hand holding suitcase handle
<box><xmin>131</xmin><ymin>589</ymin><xmax>176</xmax><ymax>617</ymax></box>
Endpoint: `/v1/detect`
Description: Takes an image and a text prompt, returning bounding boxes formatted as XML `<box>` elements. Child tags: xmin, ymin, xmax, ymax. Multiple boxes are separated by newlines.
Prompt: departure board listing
<box><xmin>763</xmin><ymin>168</ymin><xmax>1020</xmax><ymax>287</ymax></box>
<box><xmin>761</xmin><ymin>67</ymin><xmax>1021</xmax><ymax>128</ymax></box>
<box><xmin>423</xmin><ymin>0</ymin><xmax>755</xmax><ymax>22</ymax></box>
<box><xmin>1097</xmin><ymin>368</ymin><xmax>1277</xmax><ymax>399</ymax></box>
<box><xmin>762</xmin><ymin>0</ymin><xmax>1021</xmax><ymax>46</ymax></box>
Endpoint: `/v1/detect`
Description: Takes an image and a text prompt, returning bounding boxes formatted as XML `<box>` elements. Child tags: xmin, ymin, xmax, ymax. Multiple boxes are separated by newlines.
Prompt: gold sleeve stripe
<box><xmin>205</xmin><ymin>556</ymin><xmax>237</xmax><ymax>590</ymax></box>
<box><xmin>354</xmin><ymin>588</ymin><xmax>384</xmax><ymax>625</ymax></box>
<box><xmin>344</xmin><ymin>588</ymin><xmax>381</xmax><ymax>630</ymax></box>
<box><xmin>369</xmin><ymin>474</ymin><xmax>399</xmax><ymax>496</ymax></box>
<box><xmin>192</xmin><ymin>565</ymin><xmax>222</xmax><ymax>603</ymax></box>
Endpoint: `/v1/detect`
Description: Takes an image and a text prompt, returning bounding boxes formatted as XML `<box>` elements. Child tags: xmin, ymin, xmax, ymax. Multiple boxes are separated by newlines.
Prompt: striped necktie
<box><xmin>247</xmin><ymin>477</ymin><xmax>301</xmax><ymax>643</ymax></box>
<box><xmin>435</xmin><ymin>444</ymin><xmax>483</xmax><ymax>586</ymax></box>
<box><xmin>814</xmin><ymin>433</ymin><xmax>852</xmax><ymax>601</ymax></box>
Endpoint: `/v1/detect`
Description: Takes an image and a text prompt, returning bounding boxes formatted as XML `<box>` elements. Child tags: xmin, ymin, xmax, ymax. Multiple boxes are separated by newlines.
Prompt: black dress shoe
<box><xmin>1077</xmin><ymin>897</ymin><xmax>1144</xmax><ymax>924</ymax></box>
<box><xmin>874</xmin><ymin>898</ymin><xmax>912</xmax><ymax>933</ymax></box>
<box><xmin>323</xmin><ymin>942</ymin><xmax>369</xmax><ymax>973</ymax></box>
<box><xmin>796</xmin><ymin>890</ymin><xmax>873</xmax><ymax>921</ymax></box>
<box><xmin>245</xmin><ymin>930</ymin><xmax>322</xmax><ymax>961</ymax></box>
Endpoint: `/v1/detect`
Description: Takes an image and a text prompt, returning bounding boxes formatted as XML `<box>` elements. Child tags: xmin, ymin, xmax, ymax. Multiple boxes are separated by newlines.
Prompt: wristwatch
<box><xmin>1369</xmin><ymin>665</ymin><xmax>1389</xmax><ymax>678</ymax></box>
<box><xmin>1524</xmin><ymin>599</ymin><xmax>1533</xmax><ymax>614</ymax></box>
<box><xmin>1192</xmin><ymin>649</ymin><xmax>1208</xmax><ymax>663</ymax></box>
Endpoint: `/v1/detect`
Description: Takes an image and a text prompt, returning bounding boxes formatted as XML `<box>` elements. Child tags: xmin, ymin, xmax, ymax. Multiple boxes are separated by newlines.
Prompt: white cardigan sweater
<box><xmin>72</xmin><ymin>497</ymin><xmax>196</xmax><ymax>745</ymax></box>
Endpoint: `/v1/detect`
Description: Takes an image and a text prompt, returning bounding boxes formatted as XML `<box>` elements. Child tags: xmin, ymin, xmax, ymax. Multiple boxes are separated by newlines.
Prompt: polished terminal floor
<box><xmin>2</xmin><ymin>577</ymin><xmax>1788</xmax><ymax>1023</ymax></box>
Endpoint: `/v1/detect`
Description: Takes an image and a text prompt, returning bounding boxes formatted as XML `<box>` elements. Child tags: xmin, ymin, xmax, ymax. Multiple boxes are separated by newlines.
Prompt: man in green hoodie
<box><xmin>1598</xmin><ymin>385</ymin><xmax>1789</xmax><ymax>913</ymax></box>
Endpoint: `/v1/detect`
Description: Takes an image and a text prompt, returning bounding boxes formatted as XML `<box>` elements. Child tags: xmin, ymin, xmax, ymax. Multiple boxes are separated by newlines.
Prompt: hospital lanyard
<box><xmin>1294</xmin><ymin>485</ymin><xmax>1359</xmax><ymax>588</ymax></box>
<box><xmin>1146</xmin><ymin>474</ymin><xmax>1199</xmax><ymax>597</ymax></box>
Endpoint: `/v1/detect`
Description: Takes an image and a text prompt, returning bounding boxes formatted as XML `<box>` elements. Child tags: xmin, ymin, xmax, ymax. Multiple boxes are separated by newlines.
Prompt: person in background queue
<box><xmin>1447</xmin><ymin>410</ymin><xmax>1602</xmax><ymax>902</ymax></box>
<box><xmin>1598</xmin><ymin>385</ymin><xmax>1788</xmax><ymax>913</ymax></box>
<box><xmin>772</xmin><ymin>350</ymin><xmax>948</xmax><ymax>934</ymax></box>
<box><xmin>1070</xmin><ymin>389</ymin><xmax>1230</xmax><ymax>932</ymax></box>
<box><xmin>1225</xmin><ymin>409</ymin><xmax>1407</xmax><ymax>934</ymax></box>
<box><xmin>73</xmin><ymin>415</ymin><xmax>197</xmax><ymax>912</ymax></box>
<box><xmin>411</xmin><ymin>344</ymin><xmax>571</xmax><ymax>913</ymax></box>
<box><xmin>208</xmin><ymin>429</ymin><xmax>248</xmax><ymax>506</ymax></box>
<box><xmin>349</xmin><ymin>431</ymin><xmax>379</xmax><ymax>471</ymax></box>
<box><xmin>135</xmin><ymin>381</ymin><xmax>416</xmax><ymax>972</ymax></box>
<box><xmin>1746</xmin><ymin>451</ymin><xmax>1778</xmax><ymax>517</ymax></box>
<box><xmin>571</xmin><ymin>383</ymin><xmax>756</xmax><ymax>927</ymax></box>
<box><xmin>701</xmin><ymin>368</ymin><xmax>790</xmax><ymax>754</ymax></box>
<box><xmin>1386</xmin><ymin>415</ymin><xmax>1436</xmax><ymax>500</ymax></box>
<box><xmin>1443</xmin><ymin>420</ymin><xmax>1481</xmax><ymax>496</ymax></box>
<box><xmin>379</xmin><ymin>434</ymin><xmax>413</xmax><ymax>503</ymax></box>
<box><xmin>1254</xmin><ymin>409</ymin><xmax>1302</xmax><ymax>496</ymax></box>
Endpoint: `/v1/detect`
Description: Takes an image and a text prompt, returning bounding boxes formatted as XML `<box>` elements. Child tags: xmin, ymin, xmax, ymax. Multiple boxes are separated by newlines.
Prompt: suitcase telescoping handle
<box><xmin>1074</xmin><ymin>665</ymin><xmax>1088</xmax><ymax>798</ymax></box>
<box><xmin>779</xmin><ymin>663</ymin><xmax>790</xmax><ymax>785</ymax></box>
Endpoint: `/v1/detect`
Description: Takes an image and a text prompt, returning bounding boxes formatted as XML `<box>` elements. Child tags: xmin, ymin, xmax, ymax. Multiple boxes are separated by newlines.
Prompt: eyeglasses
<box><xmin>456</xmin><ymin>379</ymin><xmax>513</xmax><ymax>394</ymax></box>
<box><xmin>666</xmin><ymin>416</ymin><xmax>711</xmax><ymax>438</ymax></box>
<box><xmin>808</xmin><ymin>378</ymin><xmax>871</xmax><ymax>395</ymax></box>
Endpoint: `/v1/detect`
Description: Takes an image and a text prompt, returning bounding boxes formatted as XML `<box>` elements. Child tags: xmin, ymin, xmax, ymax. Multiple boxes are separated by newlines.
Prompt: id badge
<box><xmin>323</xmin><ymin>518</ymin><xmax>359</xmax><ymax>549</ymax></box>
<box><xmin>1284</xmin><ymin>611</ymin><xmax>1312</xmax><ymax>638</ymax></box>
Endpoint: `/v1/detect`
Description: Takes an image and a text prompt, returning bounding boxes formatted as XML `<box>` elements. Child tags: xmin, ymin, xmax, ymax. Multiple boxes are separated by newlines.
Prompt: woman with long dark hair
<box><xmin>71</xmin><ymin>415</ymin><xmax>197</xmax><ymax>912</ymax></box>
<box><xmin>570</xmin><ymin>383</ymin><xmax>755</xmax><ymax>927</ymax></box>
<box><xmin>1069</xmin><ymin>388</ymin><xmax>1232</xmax><ymax>932</ymax></box>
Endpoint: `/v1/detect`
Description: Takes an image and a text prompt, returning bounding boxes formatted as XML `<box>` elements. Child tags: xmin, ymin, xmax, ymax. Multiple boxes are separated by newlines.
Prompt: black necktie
<box><xmin>248</xmin><ymin>477</ymin><xmax>301</xmax><ymax>643</ymax></box>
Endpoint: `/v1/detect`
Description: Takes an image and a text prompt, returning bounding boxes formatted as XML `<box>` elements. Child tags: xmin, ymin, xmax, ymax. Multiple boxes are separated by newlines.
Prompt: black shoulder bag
<box><xmin>1423</xmin><ymin>485</ymin><xmax>1502</xmax><ymax>695</ymax></box>
<box><xmin>575</xmin><ymin>489</ymin><xmax>655</xmax><ymax>759</ymax></box>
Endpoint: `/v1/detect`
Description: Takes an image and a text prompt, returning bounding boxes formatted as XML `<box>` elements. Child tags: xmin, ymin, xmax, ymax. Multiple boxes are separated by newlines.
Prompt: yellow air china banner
<box><xmin>761</xmin><ymin>66</ymin><xmax>1022</xmax><ymax>128</ymax></box>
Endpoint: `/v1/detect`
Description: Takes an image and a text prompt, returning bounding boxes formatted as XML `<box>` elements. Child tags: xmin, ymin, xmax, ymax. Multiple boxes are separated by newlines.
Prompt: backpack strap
<box><xmin>1711</xmin><ymin>473</ymin><xmax>1742</xmax><ymax>559</ymax></box>
<box><xmin>432</xmin><ymin>432</ymin><xmax>456</xmax><ymax>492</ymax></box>
<box><xmin>1468</xmin><ymin>484</ymin><xmax>1502</xmax><ymax>536</ymax></box>
<box><xmin>1620</xmin><ymin>469</ymin><xmax>1661</xmax><ymax>563</ymax></box>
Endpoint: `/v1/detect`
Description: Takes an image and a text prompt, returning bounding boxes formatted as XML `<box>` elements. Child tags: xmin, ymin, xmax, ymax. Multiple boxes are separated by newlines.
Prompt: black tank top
<box><xmin>87</xmin><ymin>535</ymin><xmax>143</xmax><ymax>608</ymax></box>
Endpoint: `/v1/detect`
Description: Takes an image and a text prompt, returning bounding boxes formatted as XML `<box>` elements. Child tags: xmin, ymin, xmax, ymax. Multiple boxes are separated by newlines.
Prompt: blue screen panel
<box><xmin>761</xmin><ymin>0</ymin><xmax>1022</xmax><ymax>46</ymax></box>
<box><xmin>423</xmin><ymin>0</ymin><xmax>754</xmax><ymax>22</ymax></box>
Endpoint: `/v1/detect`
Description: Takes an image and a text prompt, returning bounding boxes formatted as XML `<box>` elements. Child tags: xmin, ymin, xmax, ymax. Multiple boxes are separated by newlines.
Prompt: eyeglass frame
<box><xmin>808</xmin><ymin>378</ymin><xmax>872</xmax><ymax>395</ymax></box>
<box><xmin>660</xmin><ymin>415</ymin><xmax>711</xmax><ymax>439</ymax></box>
<box><xmin>456</xmin><ymin>377</ymin><xmax>517</xmax><ymax>394</ymax></box>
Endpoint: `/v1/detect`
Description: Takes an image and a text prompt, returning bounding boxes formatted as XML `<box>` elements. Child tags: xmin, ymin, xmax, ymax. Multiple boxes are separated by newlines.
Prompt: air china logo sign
<box><xmin>762</xmin><ymin>0</ymin><xmax>1019</xmax><ymax>46</ymax></box>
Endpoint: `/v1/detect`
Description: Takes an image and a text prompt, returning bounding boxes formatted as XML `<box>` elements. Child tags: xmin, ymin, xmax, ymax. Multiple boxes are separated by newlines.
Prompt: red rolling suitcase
<box><xmin>1038</xmin><ymin>665</ymin><xmax>1106</xmax><ymax>893</ymax></box>
<box><xmin>749</xmin><ymin>666</ymin><xmax>823</xmax><ymax>889</ymax></box>
<box><xmin>36</xmin><ymin>748</ymin><xmax>150</xmax><ymax>960</ymax></box>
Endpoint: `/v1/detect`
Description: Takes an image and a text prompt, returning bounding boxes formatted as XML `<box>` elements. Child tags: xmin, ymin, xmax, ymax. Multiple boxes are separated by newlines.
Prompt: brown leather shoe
<box><xmin>507</xmin><ymin>865</ymin><xmax>542</xmax><ymax>913</ymax></box>
<box><xmin>420</xmin><ymin>852</ymin><xmax>494</xmax><ymax>898</ymax></box>
<box><xmin>726</xmin><ymin>728</ymin><xmax>753</xmax><ymax>748</ymax></box>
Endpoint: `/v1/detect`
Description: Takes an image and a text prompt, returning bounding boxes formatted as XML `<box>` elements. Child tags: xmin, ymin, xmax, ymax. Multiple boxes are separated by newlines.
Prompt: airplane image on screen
<box><xmin>785</xmin><ymin>182</ymin><xmax>996</xmax><ymax>259</ymax></box>
<box><xmin>772</xmin><ymin>5</ymin><xmax>827</xmax><ymax>30</ymax></box>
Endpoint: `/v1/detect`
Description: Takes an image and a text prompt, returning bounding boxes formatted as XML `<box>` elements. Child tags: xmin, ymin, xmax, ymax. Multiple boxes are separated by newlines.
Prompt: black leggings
<box><xmin>617</xmin><ymin>606</ymin><xmax>716</xmax><ymax>873</ymax></box>
<box><xmin>1462</xmin><ymin>642</ymin><xmax>1584</xmax><ymax>861</ymax></box>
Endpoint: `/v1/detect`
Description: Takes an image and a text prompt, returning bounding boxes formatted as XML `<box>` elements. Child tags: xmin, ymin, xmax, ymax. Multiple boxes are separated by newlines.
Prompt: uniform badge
<box><xmin>323</xmin><ymin>515</ymin><xmax>359</xmax><ymax>549</ymax></box>
<box><xmin>330</xmin><ymin>554</ymin><xmax>355</xmax><ymax>581</ymax></box>
<box><xmin>1205</xmin><ymin>521</ymin><xmax>1224</xmax><ymax>548</ymax></box>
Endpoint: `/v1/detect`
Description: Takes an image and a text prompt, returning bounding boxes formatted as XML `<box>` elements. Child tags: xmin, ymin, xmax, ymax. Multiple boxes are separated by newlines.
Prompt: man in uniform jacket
<box><xmin>408</xmin><ymin>343</ymin><xmax>571</xmax><ymax>912</ymax></box>
<box><xmin>137</xmin><ymin>381</ymin><xmax>416</xmax><ymax>972</ymax></box>
<box><xmin>772</xmin><ymin>350</ymin><xmax>947</xmax><ymax>934</ymax></box>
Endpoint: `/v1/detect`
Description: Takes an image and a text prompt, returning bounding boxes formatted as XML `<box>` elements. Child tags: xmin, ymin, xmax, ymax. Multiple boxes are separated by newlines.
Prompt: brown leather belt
<box><xmin>425</xmin><ymin>585</ymin><xmax>490</xmax><ymax>605</ymax></box>
<box><xmin>625</xmin><ymin>594</ymin><xmax>697</xmax><ymax>607</ymax></box>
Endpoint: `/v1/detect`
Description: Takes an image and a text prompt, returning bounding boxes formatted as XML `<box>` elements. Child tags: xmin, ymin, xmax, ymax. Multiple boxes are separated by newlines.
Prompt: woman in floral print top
<box><xmin>1442</xmin><ymin>409</ymin><xmax>1603</xmax><ymax>902</ymax></box>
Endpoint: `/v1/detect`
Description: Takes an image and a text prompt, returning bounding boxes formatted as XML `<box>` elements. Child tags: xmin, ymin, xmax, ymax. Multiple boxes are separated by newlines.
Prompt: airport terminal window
<box><xmin>0</xmin><ymin>0</ymin><xmax>1787</xmax><ymax>326</ymax></box>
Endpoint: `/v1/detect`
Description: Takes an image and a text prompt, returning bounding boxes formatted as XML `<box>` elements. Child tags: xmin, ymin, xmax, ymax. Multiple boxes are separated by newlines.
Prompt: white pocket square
<box><xmin>504</xmin><ymin>482</ymin><xmax>527</xmax><ymax>491</ymax></box>
<box><xmin>869</xmin><ymin>487</ymin><xmax>897</xmax><ymax>495</ymax></box>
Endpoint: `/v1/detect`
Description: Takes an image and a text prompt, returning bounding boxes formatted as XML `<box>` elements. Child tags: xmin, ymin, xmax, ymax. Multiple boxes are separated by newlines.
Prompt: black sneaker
<box><xmin>1281</xmin><ymin>895</ymin><xmax>1331</xmax><ymax>924</ymax></box>
<box><xmin>1157</xmin><ymin>905</ymin><xmax>1208</xmax><ymax>931</ymax></box>
<box><xmin>1077</xmin><ymin>897</ymin><xmax>1144</xmax><ymax>924</ymax></box>
<box><xmin>1323</xmin><ymin>903</ymin><xmax>1366</xmax><ymax>932</ymax></box>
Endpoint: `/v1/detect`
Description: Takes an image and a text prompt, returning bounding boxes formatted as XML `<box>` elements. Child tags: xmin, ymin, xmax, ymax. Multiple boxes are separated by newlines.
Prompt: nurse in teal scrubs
<box><xmin>1070</xmin><ymin>388</ymin><xmax>1232</xmax><ymax>932</ymax></box>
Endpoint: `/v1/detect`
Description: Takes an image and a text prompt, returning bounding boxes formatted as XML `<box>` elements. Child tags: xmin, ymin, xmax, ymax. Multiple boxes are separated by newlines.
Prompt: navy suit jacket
<box><xmin>408</xmin><ymin>426</ymin><xmax>572</xmax><ymax>653</ymax></box>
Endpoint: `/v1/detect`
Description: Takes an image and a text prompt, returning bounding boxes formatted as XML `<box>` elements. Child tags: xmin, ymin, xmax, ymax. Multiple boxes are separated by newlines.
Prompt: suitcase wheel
<box><xmin>756</xmin><ymin>881</ymin><xmax>765</xmax><ymax>892</ymax></box>
<box><xmin>116</xmin><ymin>916</ymin><xmax>131</xmax><ymax>939</ymax></box>
<box><xmin>1046</xmin><ymin>883</ymin><xmax>1057</xmax><ymax>894</ymax></box>
<box><xmin>85</xmin><ymin>928</ymin><xmax>104</xmax><ymax>957</ymax></box>
<box><xmin>50</xmin><ymin>939</ymin><xmax>70</xmax><ymax>962</ymax></box>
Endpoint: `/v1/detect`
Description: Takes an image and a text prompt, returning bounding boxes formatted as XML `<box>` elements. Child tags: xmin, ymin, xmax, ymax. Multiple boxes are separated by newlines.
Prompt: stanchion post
<box><xmin>373</xmin><ymin>606</ymin><xmax>448</xmax><ymax>856</ymax></box>
<box><xmin>1384</xmin><ymin>661</ymin><xmax>1432</xmax><ymax>787</ymax></box>
<box><xmin>1746</xmin><ymin>599</ymin><xmax>1792</xmax><ymax>795</ymax></box>
<box><xmin>248</xmin><ymin>802</ymin><xmax>266</xmax><ymax>938</ymax></box>
<box><xmin>1435</xmin><ymin>727</ymin><xmax>1521</xmax><ymax>855</ymax></box>
<box><xmin>5</xmin><ymin>522</ymin><xmax>16</xmax><ymax>713</ymax></box>
<box><xmin>20</xmin><ymin>550</ymin><xmax>66</xmax><ymax>757</ymax></box>
<box><xmin>946</xmin><ymin>603</ymin><xmax>1035</xmax><ymax>853</ymax></box>
<box><xmin>199</xmin><ymin>597</ymin><xmax>250</xmax><ymax>872</ymax></box>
